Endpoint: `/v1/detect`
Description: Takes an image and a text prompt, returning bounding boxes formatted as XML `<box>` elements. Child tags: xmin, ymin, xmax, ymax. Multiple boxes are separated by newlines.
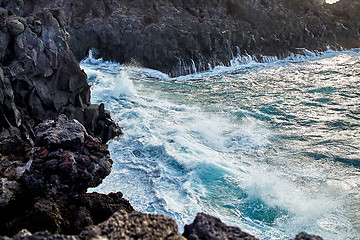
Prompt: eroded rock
<box><xmin>22</xmin><ymin>0</ymin><xmax>360</xmax><ymax>76</ymax></box>
<box><xmin>80</xmin><ymin>210</ymin><xmax>186</xmax><ymax>240</ymax></box>
<box><xmin>183</xmin><ymin>213</ymin><xmax>258</xmax><ymax>240</ymax></box>
<box><xmin>21</xmin><ymin>115</ymin><xmax>112</xmax><ymax>196</ymax></box>
<box><xmin>0</xmin><ymin>116</ymin><xmax>132</xmax><ymax>236</ymax></box>
<box><xmin>0</xmin><ymin>2</ymin><xmax>121</xmax><ymax>143</ymax></box>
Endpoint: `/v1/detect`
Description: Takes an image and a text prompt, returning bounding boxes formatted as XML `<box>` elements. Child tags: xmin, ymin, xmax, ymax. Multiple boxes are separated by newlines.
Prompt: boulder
<box><xmin>183</xmin><ymin>213</ymin><xmax>258</xmax><ymax>240</ymax></box>
<box><xmin>292</xmin><ymin>232</ymin><xmax>324</xmax><ymax>240</ymax></box>
<box><xmin>80</xmin><ymin>210</ymin><xmax>186</xmax><ymax>240</ymax></box>
<box><xmin>6</xmin><ymin>18</ymin><xmax>24</xmax><ymax>36</ymax></box>
<box><xmin>21</xmin><ymin>115</ymin><xmax>112</xmax><ymax>196</ymax></box>
<box><xmin>0</xmin><ymin>116</ymin><xmax>132</xmax><ymax>236</ymax></box>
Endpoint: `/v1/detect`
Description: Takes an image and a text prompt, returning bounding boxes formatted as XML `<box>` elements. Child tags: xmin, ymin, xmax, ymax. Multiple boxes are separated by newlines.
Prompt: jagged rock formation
<box><xmin>183</xmin><ymin>213</ymin><xmax>324</xmax><ymax>240</ymax></box>
<box><xmin>0</xmin><ymin>115</ymin><xmax>133</xmax><ymax>236</ymax></box>
<box><xmin>80</xmin><ymin>210</ymin><xmax>185</xmax><ymax>240</ymax></box>
<box><xmin>183</xmin><ymin>213</ymin><xmax>258</xmax><ymax>240</ymax></box>
<box><xmin>0</xmin><ymin>1</ymin><xmax>121</xmax><ymax>143</ymax></box>
<box><xmin>0</xmin><ymin>211</ymin><xmax>324</xmax><ymax>240</ymax></box>
<box><xmin>22</xmin><ymin>0</ymin><xmax>360</xmax><ymax>76</ymax></box>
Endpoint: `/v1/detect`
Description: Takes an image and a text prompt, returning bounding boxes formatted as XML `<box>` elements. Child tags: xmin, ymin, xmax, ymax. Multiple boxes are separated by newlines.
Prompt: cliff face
<box><xmin>0</xmin><ymin>0</ymin><xmax>127</xmax><ymax>236</ymax></box>
<box><xmin>22</xmin><ymin>0</ymin><xmax>360</xmax><ymax>76</ymax></box>
<box><xmin>0</xmin><ymin>0</ymin><xmax>121</xmax><ymax>144</ymax></box>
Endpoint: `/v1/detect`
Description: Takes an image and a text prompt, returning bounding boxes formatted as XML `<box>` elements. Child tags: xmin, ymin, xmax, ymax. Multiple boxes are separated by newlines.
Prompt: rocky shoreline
<box><xmin>1</xmin><ymin>0</ymin><xmax>358</xmax><ymax>239</ymax></box>
<box><xmin>22</xmin><ymin>0</ymin><xmax>360</xmax><ymax>76</ymax></box>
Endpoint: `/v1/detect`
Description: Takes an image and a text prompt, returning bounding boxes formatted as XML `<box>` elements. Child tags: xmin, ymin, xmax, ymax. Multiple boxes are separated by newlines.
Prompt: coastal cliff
<box><xmin>23</xmin><ymin>0</ymin><xmax>360</xmax><ymax>76</ymax></box>
<box><xmin>0</xmin><ymin>0</ymin><xmax>358</xmax><ymax>239</ymax></box>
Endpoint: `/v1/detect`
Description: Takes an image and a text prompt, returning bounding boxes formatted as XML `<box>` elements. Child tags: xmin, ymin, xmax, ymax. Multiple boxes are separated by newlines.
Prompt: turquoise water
<box><xmin>82</xmin><ymin>50</ymin><xmax>360</xmax><ymax>240</ymax></box>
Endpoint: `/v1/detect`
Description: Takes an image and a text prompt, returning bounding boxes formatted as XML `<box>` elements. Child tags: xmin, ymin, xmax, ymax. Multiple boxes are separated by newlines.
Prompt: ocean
<box><xmin>81</xmin><ymin>49</ymin><xmax>360</xmax><ymax>240</ymax></box>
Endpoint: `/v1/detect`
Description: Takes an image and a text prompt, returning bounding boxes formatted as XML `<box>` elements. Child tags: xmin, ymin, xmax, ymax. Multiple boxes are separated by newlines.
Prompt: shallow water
<box><xmin>82</xmin><ymin>50</ymin><xmax>360</xmax><ymax>240</ymax></box>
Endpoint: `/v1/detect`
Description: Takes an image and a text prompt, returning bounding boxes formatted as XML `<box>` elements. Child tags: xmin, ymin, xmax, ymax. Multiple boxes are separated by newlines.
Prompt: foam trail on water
<box><xmin>81</xmin><ymin>51</ymin><xmax>360</xmax><ymax>240</ymax></box>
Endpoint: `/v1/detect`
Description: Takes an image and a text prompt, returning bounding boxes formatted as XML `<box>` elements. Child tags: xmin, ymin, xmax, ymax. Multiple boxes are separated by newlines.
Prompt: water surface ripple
<box><xmin>82</xmin><ymin>50</ymin><xmax>360</xmax><ymax>240</ymax></box>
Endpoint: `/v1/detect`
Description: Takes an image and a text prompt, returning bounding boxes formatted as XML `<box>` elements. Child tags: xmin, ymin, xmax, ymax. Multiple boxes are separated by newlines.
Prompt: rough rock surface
<box><xmin>80</xmin><ymin>211</ymin><xmax>186</xmax><ymax>240</ymax></box>
<box><xmin>0</xmin><ymin>211</ymin><xmax>186</xmax><ymax>240</ymax></box>
<box><xmin>0</xmin><ymin>115</ymin><xmax>133</xmax><ymax>236</ymax></box>
<box><xmin>0</xmin><ymin>211</ymin><xmax>324</xmax><ymax>240</ymax></box>
<box><xmin>24</xmin><ymin>0</ymin><xmax>360</xmax><ymax>76</ymax></box>
<box><xmin>0</xmin><ymin>1</ymin><xmax>121</xmax><ymax>144</ymax></box>
<box><xmin>22</xmin><ymin>115</ymin><xmax>113</xmax><ymax>196</ymax></box>
<box><xmin>183</xmin><ymin>214</ymin><xmax>324</xmax><ymax>240</ymax></box>
<box><xmin>183</xmin><ymin>213</ymin><xmax>258</xmax><ymax>240</ymax></box>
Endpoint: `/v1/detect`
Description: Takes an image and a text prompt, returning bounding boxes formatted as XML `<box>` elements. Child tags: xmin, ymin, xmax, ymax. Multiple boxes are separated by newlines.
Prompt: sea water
<box><xmin>81</xmin><ymin>50</ymin><xmax>360</xmax><ymax>240</ymax></box>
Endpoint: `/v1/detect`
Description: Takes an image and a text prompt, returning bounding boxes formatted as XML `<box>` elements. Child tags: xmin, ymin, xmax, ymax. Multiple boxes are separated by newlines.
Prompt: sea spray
<box><xmin>82</xmin><ymin>50</ymin><xmax>360</xmax><ymax>240</ymax></box>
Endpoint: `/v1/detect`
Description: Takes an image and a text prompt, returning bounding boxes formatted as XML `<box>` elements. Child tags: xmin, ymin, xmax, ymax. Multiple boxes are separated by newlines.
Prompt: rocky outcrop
<box><xmin>0</xmin><ymin>210</ymin><xmax>186</xmax><ymax>240</ymax></box>
<box><xmin>0</xmin><ymin>211</ymin><xmax>324</xmax><ymax>240</ymax></box>
<box><xmin>80</xmin><ymin>210</ymin><xmax>185</xmax><ymax>240</ymax></box>
<box><xmin>183</xmin><ymin>214</ymin><xmax>324</xmax><ymax>240</ymax></box>
<box><xmin>22</xmin><ymin>0</ymin><xmax>360</xmax><ymax>76</ymax></box>
<box><xmin>0</xmin><ymin>1</ymin><xmax>121</xmax><ymax>144</ymax></box>
<box><xmin>183</xmin><ymin>213</ymin><xmax>258</xmax><ymax>240</ymax></box>
<box><xmin>0</xmin><ymin>115</ymin><xmax>133</xmax><ymax>236</ymax></box>
<box><xmin>291</xmin><ymin>232</ymin><xmax>324</xmax><ymax>240</ymax></box>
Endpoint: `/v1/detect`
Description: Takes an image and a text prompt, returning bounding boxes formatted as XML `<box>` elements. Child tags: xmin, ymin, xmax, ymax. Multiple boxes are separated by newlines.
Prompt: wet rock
<box><xmin>75</xmin><ymin>192</ymin><xmax>134</xmax><ymax>224</ymax></box>
<box><xmin>80</xmin><ymin>210</ymin><xmax>185</xmax><ymax>240</ymax></box>
<box><xmin>183</xmin><ymin>213</ymin><xmax>258</xmax><ymax>240</ymax></box>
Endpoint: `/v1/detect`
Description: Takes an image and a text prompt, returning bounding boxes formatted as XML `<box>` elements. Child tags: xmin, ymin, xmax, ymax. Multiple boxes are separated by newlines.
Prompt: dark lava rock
<box><xmin>292</xmin><ymin>232</ymin><xmax>324</xmax><ymax>240</ymax></box>
<box><xmin>0</xmin><ymin>2</ymin><xmax>121</xmax><ymax>144</ymax></box>
<box><xmin>0</xmin><ymin>115</ymin><xmax>133</xmax><ymax>236</ymax></box>
<box><xmin>35</xmin><ymin>115</ymin><xmax>87</xmax><ymax>151</ymax></box>
<box><xmin>21</xmin><ymin>115</ymin><xmax>112</xmax><ymax>196</ymax></box>
<box><xmin>183</xmin><ymin>213</ymin><xmax>258</xmax><ymax>240</ymax></box>
<box><xmin>75</xmin><ymin>192</ymin><xmax>134</xmax><ymax>224</ymax></box>
<box><xmin>80</xmin><ymin>210</ymin><xmax>185</xmax><ymax>240</ymax></box>
<box><xmin>0</xmin><ymin>229</ymin><xmax>78</xmax><ymax>240</ymax></box>
<box><xmin>23</xmin><ymin>0</ymin><xmax>360</xmax><ymax>76</ymax></box>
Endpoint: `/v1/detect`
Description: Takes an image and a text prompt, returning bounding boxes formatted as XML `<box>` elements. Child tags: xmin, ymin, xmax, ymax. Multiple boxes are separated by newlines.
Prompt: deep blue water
<box><xmin>81</xmin><ymin>49</ymin><xmax>360</xmax><ymax>240</ymax></box>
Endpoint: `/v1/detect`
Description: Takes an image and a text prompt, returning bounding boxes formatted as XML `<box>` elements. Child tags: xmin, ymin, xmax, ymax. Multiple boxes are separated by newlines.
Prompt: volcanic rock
<box><xmin>21</xmin><ymin>115</ymin><xmax>112</xmax><ymax>196</ymax></box>
<box><xmin>292</xmin><ymin>232</ymin><xmax>324</xmax><ymax>240</ymax></box>
<box><xmin>0</xmin><ymin>115</ymin><xmax>132</xmax><ymax>236</ymax></box>
<box><xmin>23</xmin><ymin>0</ymin><xmax>360</xmax><ymax>76</ymax></box>
<box><xmin>80</xmin><ymin>210</ymin><xmax>186</xmax><ymax>240</ymax></box>
<box><xmin>183</xmin><ymin>213</ymin><xmax>258</xmax><ymax>240</ymax></box>
<box><xmin>0</xmin><ymin>2</ymin><xmax>121</xmax><ymax>144</ymax></box>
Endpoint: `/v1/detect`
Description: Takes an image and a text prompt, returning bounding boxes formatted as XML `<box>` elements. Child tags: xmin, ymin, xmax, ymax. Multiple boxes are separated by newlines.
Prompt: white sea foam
<box><xmin>82</xmin><ymin>50</ymin><xmax>360</xmax><ymax>240</ymax></box>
